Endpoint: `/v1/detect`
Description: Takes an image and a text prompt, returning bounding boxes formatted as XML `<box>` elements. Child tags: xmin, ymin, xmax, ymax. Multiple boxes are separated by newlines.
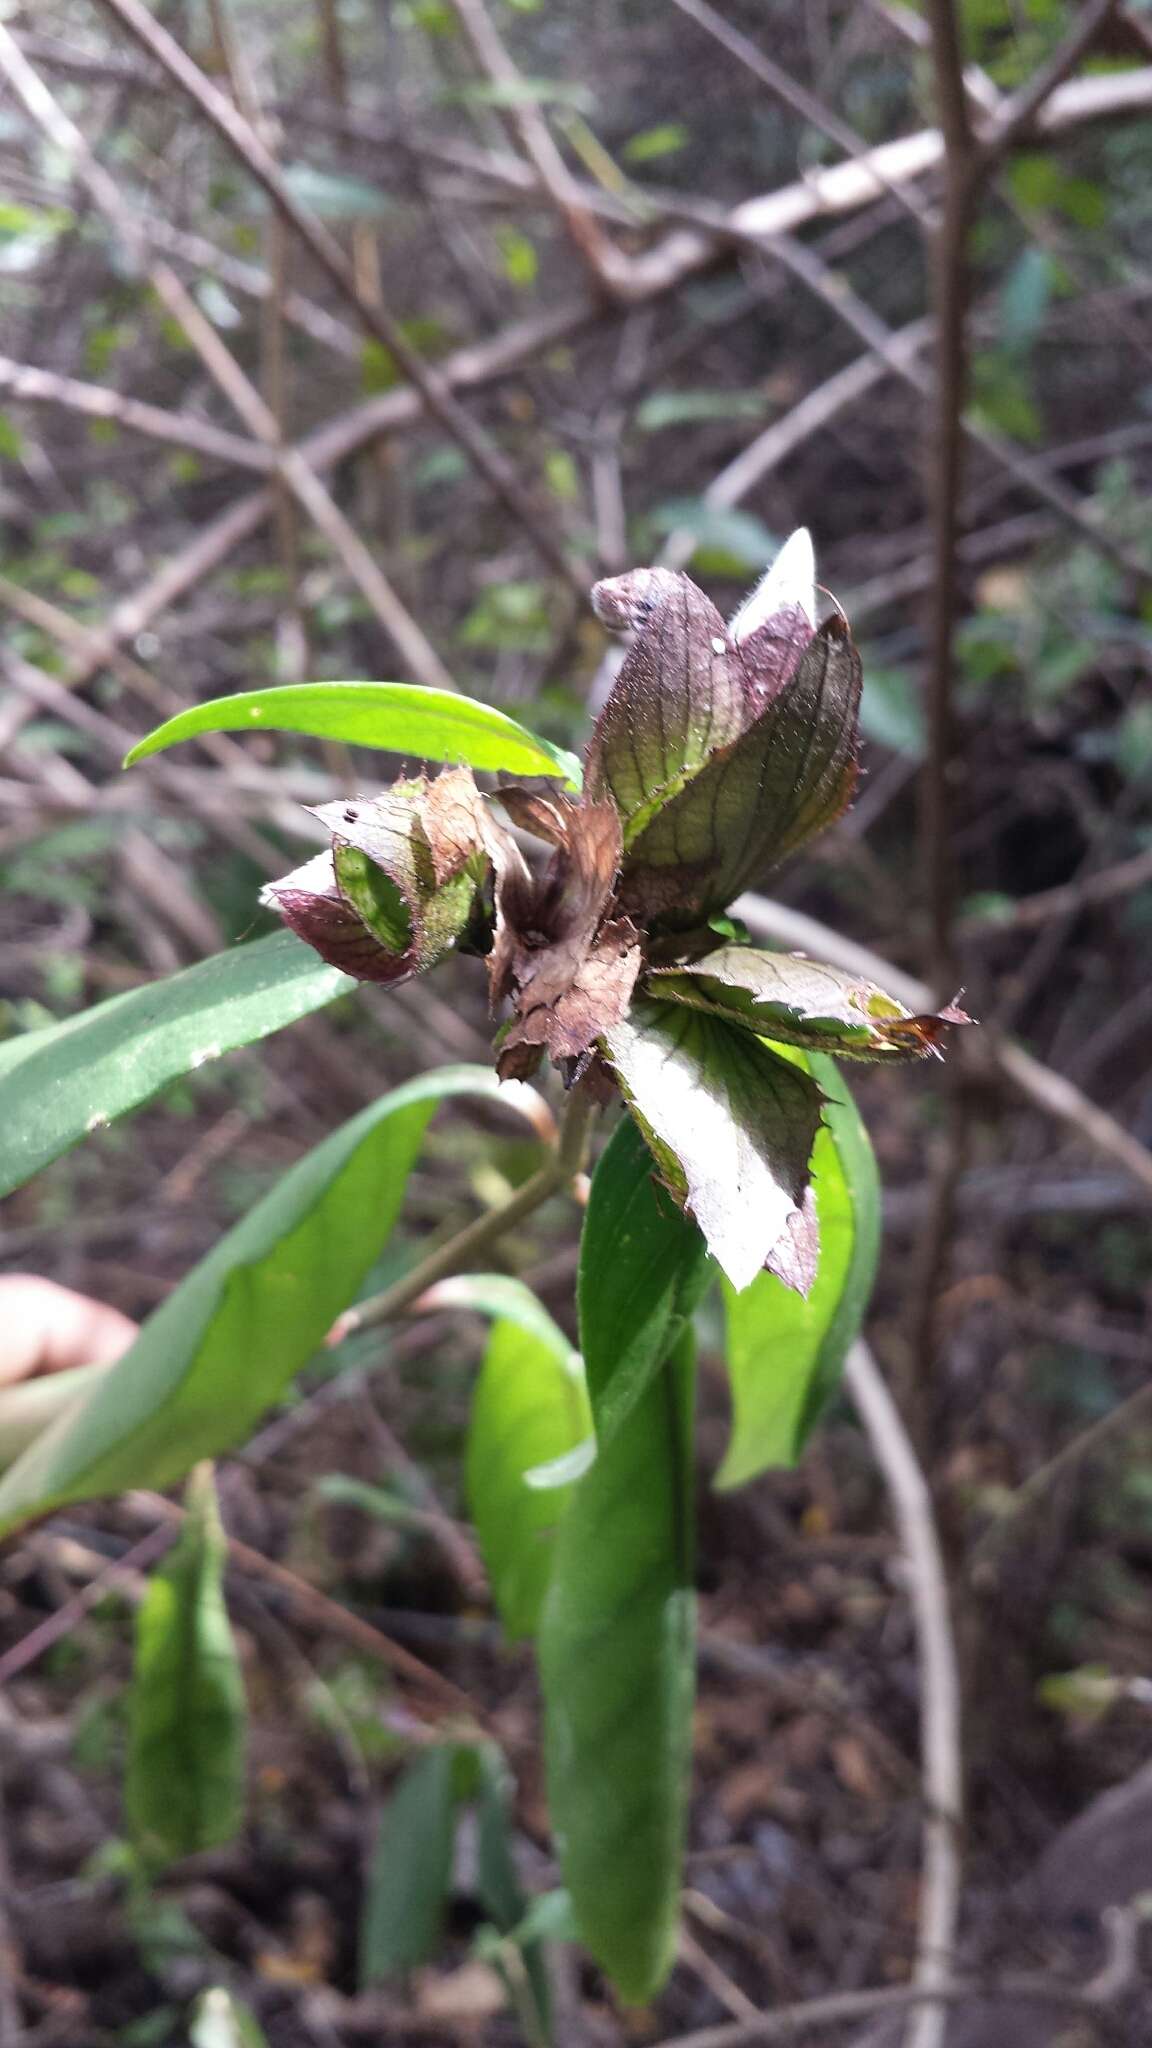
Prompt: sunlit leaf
<box><xmin>0</xmin><ymin>931</ymin><xmax>352</xmax><ymax>1201</ymax></box>
<box><xmin>636</xmin><ymin>389</ymin><xmax>766</xmax><ymax>431</ymax></box>
<box><xmin>538</xmin><ymin>1328</ymin><xmax>696</xmax><ymax>2003</ymax></box>
<box><xmin>443</xmin><ymin>1276</ymin><xmax>590</xmax><ymax>1638</ymax></box>
<box><xmin>0</xmin><ymin>1067</ymin><xmax>511</xmax><ymax>1535</ymax></box>
<box><xmin>622</xmin><ymin>122</ymin><xmax>689</xmax><ymax>162</ymax></box>
<box><xmin>190</xmin><ymin>1988</ymin><xmax>269</xmax><ymax>2048</ymax></box>
<box><xmin>718</xmin><ymin>1055</ymin><xmax>880</xmax><ymax>1486</ymax></box>
<box><xmin>124</xmin><ymin>682</ymin><xmax>582</xmax><ymax>789</ymax></box>
<box><xmin>576</xmin><ymin>1111</ymin><xmax>709</xmax><ymax>1449</ymax></box>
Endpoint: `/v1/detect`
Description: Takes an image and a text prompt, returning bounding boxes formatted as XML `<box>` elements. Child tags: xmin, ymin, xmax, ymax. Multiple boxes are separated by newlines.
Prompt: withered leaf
<box><xmin>603</xmin><ymin>997</ymin><xmax>824</xmax><ymax>1294</ymax></box>
<box><xmin>492</xmin><ymin>796</ymin><xmax>641</xmax><ymax>1078</ymax></box>
<box><xmin>651</xmin><ymin>947</ymin><xmax>973</xmax><ymax>1060</ymax></box>
<box><xmin>261</xmin><ymin>850</ymin><xmax>414</xmax><ymax>984</ymax></box>
<box><xmin>619</xmin><ymin>614</ymin><xmax>862</xmax><ymax>927</ymax></box>
<box><xmin>585</xmin><ymin>574</ymin><xmax>747</xmax><ymax>846</ymax></box>
<box><xmin>268</xmin><ymin>766</ymin><xmax>492</xmax><ymax>987</ymax></box>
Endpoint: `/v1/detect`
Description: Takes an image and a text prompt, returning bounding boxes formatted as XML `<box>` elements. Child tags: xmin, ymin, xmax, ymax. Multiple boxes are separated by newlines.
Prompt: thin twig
<box><xmin>669</xmin><ymin>0</ymin><xmax>930</xmax><ymax>222</ymax></box>
<box><xmin>922</xmin><ymin>2</ymin><xmax>976</xmax><ymax>998</ymax></box>
<box><xmin>124</xmin><ymin>1493</ymin><xmax>483</xmax><ymax>1722</ymax></box>
<box><xmin>762</xmin><ymin>231</ymin><xmax>1150</xmax><ymax>587</ymax></box>
<box><xmin>978</xmin><ymin>0</ymin><xmax>1119</xmax><ymax>164</ymax></box>
<box><xmin>340</xmin><ymin>1084</ymin><xmax>595</xmax><ymax>1338</ymax></box>
<box><xmin>970</xmin><ymin>1376</ymin><xmax>1152</xmax><ymax>1585</ymax></box>
<box><xmin>0</xmin><ymin>26</ymin><xmax>455</xmax><ymax>694</ymax></box>
<box><xmin>961</xmin><ymin>844</ymin><xmax>1152</xmax><ymax>934</ymax></box>
<box><xmin>646</xmin><ymin>1974</ymin><xmax>1107</xmax><ymax>2048</ymax></box>
<box><xmin>447</xmin><ymin>0</ymin><xmax>618</xmax><ymax>291</ymax></box>
<box><xmin>659</xmin><ymin>323</ymin><xmax>931</xmax><ymax>573</ymax></box>
<box><xmin>40</xmin><ymin>54</ymin><xmax>1152</xmax><ymax>693</ymax></box>
<box><xmin>0</xmin><ymin>354</ymin><xmax>271</xmax><ymax>469</ymax></box>
<box><xmin>56</xmin><ymin>297</ymin><xmax>593</xmax><ymax>695</ymax></box>
<box><xmin>845</xmin><ymin>1340</ymin><xmax>962</xmax><ymax>2048</ymax></box>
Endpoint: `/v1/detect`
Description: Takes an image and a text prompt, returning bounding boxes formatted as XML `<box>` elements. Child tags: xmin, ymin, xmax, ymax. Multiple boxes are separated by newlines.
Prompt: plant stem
<box><xmin>342</xmin><ymin>1083</ymin><xmax>596</xmax><ymax>1338</ymax></box>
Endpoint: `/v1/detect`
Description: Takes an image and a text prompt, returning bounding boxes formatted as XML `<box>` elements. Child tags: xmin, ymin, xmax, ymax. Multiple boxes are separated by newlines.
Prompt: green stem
<box><xmin>343</xmin><ymin>1082</ymin><xmax>596</xmax><ymax>1337</ymax></box>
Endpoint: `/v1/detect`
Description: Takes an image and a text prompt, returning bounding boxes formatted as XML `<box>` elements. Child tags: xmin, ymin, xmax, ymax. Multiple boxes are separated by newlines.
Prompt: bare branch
<box><xmin>94</xmin><ymin>0</ymin><xmax>587</xmax><ymax>593</ymax></box>
<box><xmin>845</xmin><ymin>1341</ymin><xmax>962</xmax><ymax>2048</ymax></box>
<box><xmin>922</xmin><ymin>0</ymin><xmax>976</xmax><ymax>997</ymax></box>
<box><xmin>447</xmin><ymin>0</ymin><xmax>620</xmax><ymax>290</ymax></box>
<box><xmin>660</xmin><ymin>322</ymin><xmax>931</xmax><ymax>572</ymax></box>
<box><xmin>0</xmin><ymin>26</ymin><xmax>455</xmax><ymax>694</ymax></box>
<box><xmin>979</xmin><ymin>0</ymin><xmax>1119</xmax><ymax>164</ymax></box>
<box><xmin>925</xmin><ymin>0</ymin><xmax>974</xmax><ymax>154</ymax></box>
<box><xmin>971</xmin><ymin>1376</ymin><xmax>1152</xmax><ymax>1584</ymax></box>
<box><xmin>0</xmin><ymin>353</ymin><xmax>272</xmax><ymax>471</ymax></box>
<box><xmin>669</xmin><ymin>0</ymin><xmax>930</xmax><ymax>222</ymax></box>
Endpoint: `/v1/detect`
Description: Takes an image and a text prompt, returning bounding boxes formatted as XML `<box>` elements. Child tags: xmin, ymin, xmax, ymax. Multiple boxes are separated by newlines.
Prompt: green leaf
<box><xmin>636</xmin><ymin>390</ymin><xmax>767</xmax><ymax>432</ymax></box>
<box><xmin>651</xmin><ymin>945</ymin><xmax>965</xmax><ymax>1061</ymax></box>
<box><xmin>124</xmin><ymin>682</ymin><xmax>582</xmax><ymax>789</ymax></box>
<box><xmin>0</xmin><ymin>1066</ymin><xmax>506</xmax><ymax>1536</ymax></box>
<box><xmin>473</xmin><ymin>1742</ymin><xmax>527</xmax><ymax>1932</ymax></box>
<box><xmin>457</xmin><ymin>1277</ymin><xmax>590</xmax><ymax>1639</ymax></box>
<box><xmin>999</xmin><ymin>246</ymin><xmax>1055</xmax><ymax>353</ymax></box>
<box><xmin>622</xmin><ymin>123</ymin><xmax>690</xmax><ymax>163</ymax></box>
<box><xmin>538</xmin><ymin>1328</ymin><xmax>696</xmax><ymax>2003</ymax></box>
<box><xmin>648</xmin><ymin>499</ymin><xmax>778</xmax><ymax>572</ymax></box>
<box><xmin>0</xmin><ymin>931</ymin><xmax>352</xmax><ymax>1201</ymax></box>
<box><xmin>281</xmin><ymin>164</ymin><xmax>396</xmax><ymax>220</ymax></box>
<box><xmin>494</xmin><ymin>224</ymin><xmax>538</xmax><ymax>287</ymax></box>
<box><xmin>577</xmin><ymin>1113</ymin><xmax>709</xmax><ymax>1451</ymax></box>
<box><xmin>604</xmin><ymin>999</ymin><xmax>823</xmax><ymax>1294</ymax></box>
<box><xmin>451</xmin><ymin>75</ymin><xmax>596</xmax><ymax>111</ymax></box>
<box><xmin>718</xmin><ymin>1055</ymin><xmax>880</xmax><ymax>1486</ymax></box>
<box><xmin>858</xmin><ymin>657</ymin><xmax>925</xmax><ymax>758</ymax></box>
<box><xmin>126</xmin><ymin>1464</ymin><xmax>246</xmax><ymax>1862</ymax></box>
<box><xmin>359</xmin><ymin>1746</ymin><xmax>459</xmax><ymax>1982</ymax></box>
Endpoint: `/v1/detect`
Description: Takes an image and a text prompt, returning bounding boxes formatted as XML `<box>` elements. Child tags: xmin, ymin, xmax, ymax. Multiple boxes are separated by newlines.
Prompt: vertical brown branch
<box><xmin>922</xmin><ymin>1</ymin><xmax>975</xmax><ymax>1000</ymax></box>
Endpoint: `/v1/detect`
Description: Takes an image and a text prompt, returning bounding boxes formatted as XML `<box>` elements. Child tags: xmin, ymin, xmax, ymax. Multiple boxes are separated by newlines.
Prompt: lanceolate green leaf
<box><xmin>719</xmin><ymin>1055</ymin><xmax>880</xmax><ymax>1487</ymax></box>
<box><xmin>124</xmin><ymin>682</ymin><xmax>582</xmax><ymax>789</ymax></box>
<box><xmin>577</xmin><ymin>1112</ymin><xmax>709</xmax><ymax>1452</ymax></box>
<box><xmin>538</xmin><ymin>1328</ymin><xmax>697</xmax><ymax>2003</ymax></box>
<box><xmin>0</xmin><ymin>1067</ymin><xmax>506</xmax><ymax>1536</ymax></box>
<box><xmin>359</xmin><ymin>1746</ymin><xmax>459</xmax><ymax>1983</ymax></box>
<box><xmin>126</xmin><ymin>1464</ymin><xmax>246</xmax><ymax>1862</ymax></box>
<box><xmin>450</xmin><ymin>1276</ymin><xmax>590</xmax><ymax>1640</ymax></box>
<box><xmin>0</xmin><ymin>1362</ymin><xmax>105</xmax><ymax>1473</ymax></box>
<box><xmin>0</xmin><ymin>930</ymin><xmax>352</xmax><ymax>1201</ymax></box>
